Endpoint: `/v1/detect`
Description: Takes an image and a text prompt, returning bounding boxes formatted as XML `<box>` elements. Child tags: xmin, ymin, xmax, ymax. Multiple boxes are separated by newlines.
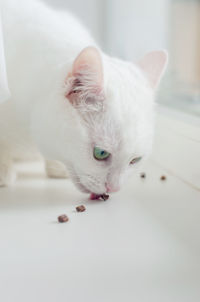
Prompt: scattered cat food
<box><xmin>76</xmin><ymin>205</ymin><xmax>86</xmax><ymax>212</ymax></box>
<box><xmin>140</xmin><ymin>172</ymin><xmax>146</xmax><ymax>178</ymax></box>
<box><xmin>58</xmin><ymin>214</ymin><xmax>69</xmax><ymax>223</ymax></box>
<box><xmin>90</xmin><ymin>193</ymin><xmax>109</xmax><ymax>201</ymax></box>
<box><xmin>100</xmin><ymin>194</ymin><xmax>109</xmax><ymax>201</ymax></box>
<box><xmin>160</xmin><ymin>175</ymin><xmax>166</xmax><ymax>181</ymax></box>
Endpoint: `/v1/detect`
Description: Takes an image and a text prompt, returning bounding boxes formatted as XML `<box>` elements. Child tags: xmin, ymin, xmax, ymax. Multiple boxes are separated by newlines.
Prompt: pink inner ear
<box><xmin>72</xmin><ymin>46</ymin><xmax>103</xmax><ymax>87</ymax></box>
<box><xmin>65</xmin><ymin>47</ymin><xmax>104</xmax><ymax>108</ymax></box>
<box><xmin>138</xmin><ymin>50</ymin><xmax>168</xmax><ymax>89</ymax></box>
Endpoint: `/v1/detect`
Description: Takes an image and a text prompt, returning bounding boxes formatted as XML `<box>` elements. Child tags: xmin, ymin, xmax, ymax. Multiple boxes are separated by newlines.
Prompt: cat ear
<box><xmin>138</xmin><ymin>50</ymin><xmax>168</xmax><ymax>89</ymax></box>
<box><xmin>65</xmin><ymin>46</ymin><xmax>104</xmax><ymax>110</ymax></box>
<box><xmin>72</xmin><ymin>46</ymin><xmax>103</xmax><ymax>86</ymax></box>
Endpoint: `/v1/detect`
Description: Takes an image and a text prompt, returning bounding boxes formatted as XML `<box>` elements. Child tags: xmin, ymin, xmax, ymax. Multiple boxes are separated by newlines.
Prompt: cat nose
<box><xmin>105</xmin><ymin>183</ymin><xmax>120</xmax><ymax>193</ymax></box>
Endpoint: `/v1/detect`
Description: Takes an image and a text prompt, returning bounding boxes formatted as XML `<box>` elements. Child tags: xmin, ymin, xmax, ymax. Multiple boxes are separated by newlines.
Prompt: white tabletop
<box><xmin>0</xmin><ymin>160</ymin><xmax>199</xmax><ymax>302</ymax></box>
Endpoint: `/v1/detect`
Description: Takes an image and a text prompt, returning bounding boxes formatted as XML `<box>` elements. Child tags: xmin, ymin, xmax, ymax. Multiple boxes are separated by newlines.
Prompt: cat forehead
<box><xmin>80</xmin><ymin>58</ymin><xmax>154</xmax><ymax>155</ymax></box>
<box><xmin>100</xmin><ymin>59</ymin><xmax>154</xmax><ymax>154</ymax></box>
<box><xmin>85</xmin><ymin>111</ymin><xmax>122</xmax><ymax>152</ymax></box>
<box><xmin>86</xmin><ymin>99</ymin><xmax>153</xmax><ymax>157</ymax></box>
<box><xmin>104</xmin><ymin>56</ymin><xmax>149</xmax><ymax>87</ymax></box>
<box><xmin>104</xmin><ymin>59</ymin><xmax>154</xmax><ymax>131</ymax></box>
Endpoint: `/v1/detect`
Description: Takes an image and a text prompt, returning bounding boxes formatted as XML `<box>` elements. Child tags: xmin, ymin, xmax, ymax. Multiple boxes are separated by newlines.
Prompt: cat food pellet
<box><xmin>58</xmin><ymin>214</ymin><xmax>69</xmax><ymax>223</ymax></box>
<box><xmin>76</xmin><ymin>205</ymin><xmax>86</xmax><ymax>212</ymax></box>
<box><xmin>160</xmin><ymin>175</ymin><xmax>166</xmax><ymax>181</ymax></box>
<box><xmin>140</xmin><ymin>173</ymin><xmax>146</xmax><ymax>178</ymax></box>
<box><xmin>100</xmin><ymin>194</ymin><xmax>109</xmax><ymax>201</ymax></box>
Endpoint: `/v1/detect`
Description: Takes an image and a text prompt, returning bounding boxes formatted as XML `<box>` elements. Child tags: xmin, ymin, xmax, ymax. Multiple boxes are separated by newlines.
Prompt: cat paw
<box><xmin>45</xmin><ymin>160</ymin><xmax>69</xmax><ymax>179</ymax></box>
<box><xmin>0</xmin><ymin>164</ymin><xmax>16</xmax><ymax>187</ymax></box>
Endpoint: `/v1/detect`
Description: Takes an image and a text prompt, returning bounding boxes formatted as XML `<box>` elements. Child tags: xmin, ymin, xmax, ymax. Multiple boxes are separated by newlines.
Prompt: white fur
<box><xmin>0</xmin><ymin>0</ymin><xmax>167</xmax><ymax>194</ymax></box>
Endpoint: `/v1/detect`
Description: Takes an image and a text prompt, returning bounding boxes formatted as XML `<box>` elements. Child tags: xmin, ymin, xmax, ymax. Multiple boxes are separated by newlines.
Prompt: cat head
<box><xmin>42</xmin><ymin>47</ymin><xmax>167</xmax><ymax>195</ymax></box>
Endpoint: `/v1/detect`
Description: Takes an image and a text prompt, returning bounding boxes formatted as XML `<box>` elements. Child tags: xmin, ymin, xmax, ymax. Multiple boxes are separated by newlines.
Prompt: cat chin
<box><xmin>67</xmin><ymin>165</ymin><xmax>91</xmax><ymax>194</ymax></box>
<box><xmin>74</xmin><ymin>181</ymin><xmax>91</xmax><ymax>194</ymax></box>
<box><xmin>72</xmin><ymin>174</ymin><xmax>105</xmax><ymax>195</ymax></box>
<box><xmin>68</xmin><ymin>165</ymin><xmax>105</xmax><ymax>195</ymax></box>
<box><xmin>73</xmin><ymin>177</ymin><xmax>105</xmax><ymax>195</ymax></box>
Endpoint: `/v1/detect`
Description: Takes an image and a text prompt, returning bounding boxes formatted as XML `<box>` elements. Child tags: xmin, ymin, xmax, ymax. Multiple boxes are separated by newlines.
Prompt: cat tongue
<box><xmin>90</xmin><ymin>193</ymin><xmax>101</xmax><ymax>200</ymax></box>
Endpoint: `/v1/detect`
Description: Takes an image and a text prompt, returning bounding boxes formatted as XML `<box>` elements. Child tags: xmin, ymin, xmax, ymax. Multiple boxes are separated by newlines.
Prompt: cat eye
<box><xmin>130</xmin><ymin>157</ymin><xmax>142</xmax><ymax>165</ymax></box>
<box><xmin>93</xmin><ymin>147</ymin><xmax>110</xmax><ymax>161</ymax></box>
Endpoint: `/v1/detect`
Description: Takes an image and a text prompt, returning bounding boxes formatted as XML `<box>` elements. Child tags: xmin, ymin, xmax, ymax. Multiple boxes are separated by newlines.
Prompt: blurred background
<box><xmin>45</xmin><ymin>0</ymin><xmax>200</xmax><ymax>116</ymax></box>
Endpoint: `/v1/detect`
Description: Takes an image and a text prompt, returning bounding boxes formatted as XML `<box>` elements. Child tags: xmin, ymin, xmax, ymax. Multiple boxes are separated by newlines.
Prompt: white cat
<box><xmin>0</xmin><ymin>0</ymin><xmax>167</xmax><ymax>196</ymax></box>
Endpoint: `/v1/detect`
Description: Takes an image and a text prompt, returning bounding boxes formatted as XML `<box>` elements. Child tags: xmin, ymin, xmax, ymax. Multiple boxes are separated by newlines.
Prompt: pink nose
<box><xmin>106</xmin><ymin>184</ymin><xmax>120</xmax><ymax>193</ymax></box>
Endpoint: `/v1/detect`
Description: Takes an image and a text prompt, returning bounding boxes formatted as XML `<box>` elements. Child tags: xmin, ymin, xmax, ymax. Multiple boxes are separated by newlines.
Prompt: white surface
<box><xmin>0</xmin><ymin>160</ymin><xmax>200</xmax><ymax>302</ymax></box>
<box><xmin>152</xmin><ymin>106</ymin><xmax>200</xmax><ymax>190</ymax></box>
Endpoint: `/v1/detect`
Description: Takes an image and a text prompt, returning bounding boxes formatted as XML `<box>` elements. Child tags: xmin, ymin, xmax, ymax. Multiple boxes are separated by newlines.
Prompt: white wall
<box><xmin>43</xmin><ymin>0</ymin><xmax>169</xmax><ymax>60</ymax></box>
<box><xmin>104</xmin><ymin>0</ymin><xmax>169</xmax><ymax>60</ymax></box>
<box><xmin>43</xmin><ymin>0</ymin><xmax>105</xmax><ymax>46</ymax></box>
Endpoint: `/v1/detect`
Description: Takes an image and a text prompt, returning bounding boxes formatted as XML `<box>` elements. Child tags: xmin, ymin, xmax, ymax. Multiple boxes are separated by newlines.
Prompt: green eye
<box><xmin>130</xmin><ymin>157</ymin><xmax>142</xmax><ymax>165</ymax></box>
<box><xmin>93</xmin><ymin>147</ymin><xmax>110</xmax><ymax>160</ymax></box>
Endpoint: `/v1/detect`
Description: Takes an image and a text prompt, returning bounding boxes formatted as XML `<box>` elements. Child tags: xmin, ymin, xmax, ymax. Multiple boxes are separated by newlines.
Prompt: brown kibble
<box><xmin>58</xmin><ymin>214</ymin><xmax>69</xmax><ymax>223</ymax></box>
<box><xmin>160</xmin><ymin>175</ymin><xmax>166</xmax><ymax>181</ymax></box>
<box><xmin>100</xmin><ymin>194</ymin><xmax>109</xmax><ymax>201</ymax></box>
<box><xmin>76</xmin><ymin>205</ymin><xmax>86</xmax><ymax>212</ymax></box>
<box><xmin>140</xmin><ymin>173</ymin><xmax>146</xmax><ymax>178</ymax></box>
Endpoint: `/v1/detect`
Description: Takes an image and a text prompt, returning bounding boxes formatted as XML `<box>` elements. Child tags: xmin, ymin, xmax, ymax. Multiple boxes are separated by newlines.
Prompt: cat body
<box><xmin>0</xmin><ymin>0</ymin><xmax>167</xmax><ymax>194</ymax></box>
